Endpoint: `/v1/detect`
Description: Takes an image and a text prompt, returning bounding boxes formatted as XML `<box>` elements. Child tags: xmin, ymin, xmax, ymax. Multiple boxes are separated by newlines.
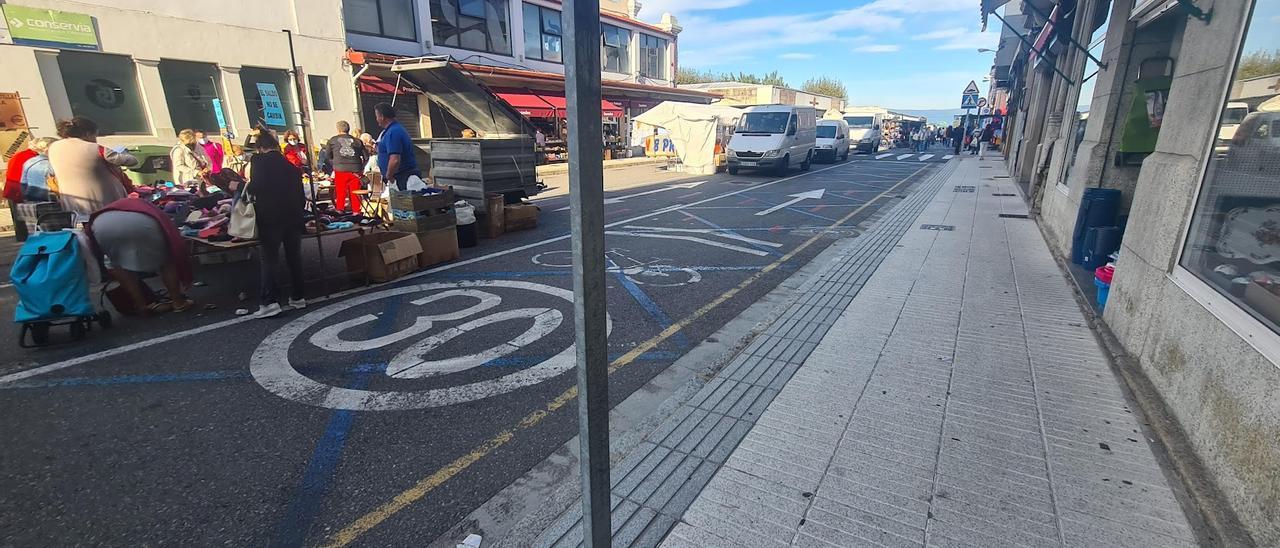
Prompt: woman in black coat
<box><xmin>245</xmin><ymin>128</ymin><xmax>307</xmax><ymax>319</ymax></box>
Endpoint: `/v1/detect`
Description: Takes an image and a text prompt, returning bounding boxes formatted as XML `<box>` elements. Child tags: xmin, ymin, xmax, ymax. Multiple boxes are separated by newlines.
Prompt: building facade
<box><xmin>0</xmin><ymin>0</ymin><xmax>355</xmax><ymax>147</ymax></box>
<box><xmin>677</xmin><ymin>82</ymin><xmax>847</xmax><ymax>114</ymax></box>
<box><xmin>988</xmin><ymin>1</ymin><xmax>1280</xmax><ymax>543</ymax></box>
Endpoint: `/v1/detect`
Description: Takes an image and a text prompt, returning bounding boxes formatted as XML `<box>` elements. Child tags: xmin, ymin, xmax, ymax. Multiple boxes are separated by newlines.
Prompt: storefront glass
<box><xmin>602</xmin><ymin>24</ymin><xmax>631</xmax><ymax>74</ymax></box>
<box><xmin>433</xmin><ymin>0</ymin><xmax>511</xmax><ymax>54</ymax></box>
<box><xmin>640</xmin><ymin>34</ymin><xmax>667</xmax><ymax>79</ymax></box>
<box><xmin>345</xmin><ymin>0</ymin><xmax>417</xmax><ymax>40</ymax></box>
<box><xmin>1062</xmin><ymin>4</ymin><xmax>1110</xmax><ymax>188</ymax></box>
<box><xmin>1180</xmin><ymin>0</ymin><xmax>1280</xmax><ymax>332</ymax></box>
<box><xmin>57</xmin><ymin>51</ymin><xmax>149</xmax><ymax>135</ymax></box>
<box><xmin>239</xmin><ymin>67</ymin><xmax>297</xmax><ymax>132</ymax></box>
<box><xmin>521</xmin><ymin>3</ymin><xmax>561</xmax><ymax>62</ymax></box>
<box><xmin>159</xmin><ymin>59</ymin><xmax>223</xmax><ymax>135</ymax></box>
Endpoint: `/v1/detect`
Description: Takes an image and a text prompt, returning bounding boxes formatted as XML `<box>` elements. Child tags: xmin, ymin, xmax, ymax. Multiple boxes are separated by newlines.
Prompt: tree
<box><xmin>675</xmin><ymin>68</ymin><xmax>790</xmax><ymax>88</ymax></box>
<box><xmin>801</xmin><ymin>76</ymin><xmax>848</xmax><ymax>100</ymax></box>
<box><xmin>1238</xmin><ymin>49</ymin><xmax>1280</xmax><ymax>80</ymax></box>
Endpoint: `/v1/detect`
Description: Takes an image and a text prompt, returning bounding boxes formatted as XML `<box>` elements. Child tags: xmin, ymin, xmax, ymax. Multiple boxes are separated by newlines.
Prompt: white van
<box><xmin>1216</xmin><ymin>101</ymin><xmax>1250</xmax><ymax>156</ymax></box>
<box><xmin>727</xmin><ymin>105</ymin><xmax>817</xmax><ymax>175</ymax></box>
<box><xmin>815</xmin><ymin>119</ymin><xmax>850</xmax><ymax>162</ymax></box>
<box><xmin>842</xmin><ymin>111</ymin><xmax>883</xmax><ymax>153</ymax></box>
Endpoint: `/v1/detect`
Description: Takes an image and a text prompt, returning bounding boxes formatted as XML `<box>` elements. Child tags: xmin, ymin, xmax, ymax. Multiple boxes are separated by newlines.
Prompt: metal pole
<box><xmin>283</xmin><ymin>29</ymin><xmax>317</xmax><ymax>173</ymax></box>
<box><xmin>989</xmin><ymin>11</ymin><xmax>1076</xmax><ymax>85</ymax></box>
<box><xmin>563</xmin><ymin>0</ymin><xmax>610</xmax><ymax>546</ymax></box>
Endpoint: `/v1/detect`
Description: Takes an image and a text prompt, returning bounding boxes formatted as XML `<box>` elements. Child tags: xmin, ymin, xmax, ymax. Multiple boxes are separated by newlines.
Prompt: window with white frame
<box><xmin>1180</xmin><ymin>0</ymin><xmax>1280</xmax><ymax>332</ymax></box>
<box><xmin>639</xmin><ymin>34</ymin><xmax>667</xmax><ymax>79</ymax></box>
<box><xmin>345</xmin><ymin>0</ymin><xmax>417</xmax><ymax>41</ymax></box>
<box><xmin>57</xmin><ymin>51</ymin><xmax>149</xmax><ymax>135</ymax></box>
<box><xmin>522</xmin><ymin>3</ymin><xmax>561</xmax><ymax>62</ymax></box>
<box><xmin>602</xmin><ymin>23</ymin><xmax>631</xmax><ymax>74</ymax></box>
<box><xmin>433</xmin><ymin>0</ymin><xmax>512</xmax><ymax>54</ymax></box>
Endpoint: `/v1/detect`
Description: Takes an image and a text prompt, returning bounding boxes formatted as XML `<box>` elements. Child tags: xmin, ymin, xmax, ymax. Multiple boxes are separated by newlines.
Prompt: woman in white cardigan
<box><xmin>47</xmin><ymin>117</ymin><xmax>138</xmax><ymax>220</ymax></box>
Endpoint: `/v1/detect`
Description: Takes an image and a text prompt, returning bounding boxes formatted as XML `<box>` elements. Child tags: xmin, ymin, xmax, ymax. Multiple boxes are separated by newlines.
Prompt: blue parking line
<box><xmin>607</xmin><ymin>258</ymin><xmax>690</xmax><ymax>349</ymax></box>
<box><xmin>0</xmin><ymin>370</ymin><xmax>251</xmax><ymax>389</ymax></box>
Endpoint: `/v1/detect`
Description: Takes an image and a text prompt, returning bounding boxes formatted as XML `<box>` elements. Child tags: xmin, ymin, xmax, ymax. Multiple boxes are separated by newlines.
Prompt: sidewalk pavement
<box><xmin>534</xmin><ymin>155</ymin><xmax>1203</xmax><ymax>547</ymax></box>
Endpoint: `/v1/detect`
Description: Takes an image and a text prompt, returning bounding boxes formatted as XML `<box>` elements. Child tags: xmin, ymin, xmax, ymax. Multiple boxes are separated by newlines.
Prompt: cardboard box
<box><xmin>338</xmin><ymin>231</ymin><xmax>422</xmax><ymax>283</ymax></box>
<box><xmin>390</xmin><ymin>188</ymin><xmax>454</xmax><ymax>212</ymax></box>
<box><xmin>481</xmin><ymin>193</ymin><xmax>505</xmax><ymax>238</ymax></box>
<box><xmin>392</xmin><ymin>209</ymin><xmax>456</xmax><ymax>233</ymax></box>
<box><xmin>416</xmin><ymin>226</ymin><xmax>460</xmax><ymax>269</ymax></box>
<box><xmin>504</xmin><ymin>203</ymin><xmax>540</xmax><ymax>232</ymax></box>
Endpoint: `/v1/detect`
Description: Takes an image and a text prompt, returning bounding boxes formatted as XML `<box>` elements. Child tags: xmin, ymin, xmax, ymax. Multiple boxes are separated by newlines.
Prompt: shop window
<box><xmin>602</xmin><ymin>23</ymin><xmax>631</xmax><ymax>74</ymax></box>
<box><xmin>345</xmin><ymin>0</ymin><xmax>417</xmax><ymax>41</ymax></box>
<box><xmin>309</xmin><ymin>75</ymin><xmax>332</xmax><ymax>111</ymax></box>
<box><xmin>1180</xmin><ymin>0</ymin><xmax>1280</xmax><ymax>333</ymax></box>
<box><xmin>239</xmin><ymin>67</ymin><xmax>297</xmax><ymax>131</ymax></box>
<box><xmin>57</xmin><ymin>51</ymin><xmax>149</xmax><ymax>135</ymax></box>
<box><xmin>1062</xmin><ymin>3</ymin><xmax>1110</xmax><ymax>188</ymax></box>
<box><xmin>159</xmin><ymin>59</ymin><xmax>223</xmax><ymax>134</ymax></box>
<box><xmin>521</xmin><ymin>3</ymin><xmax>561</xmax><ymax>63</ymax></box>
<box><xmin>433</xmin><ymin>0</ymin><xmax>511</xmax><ymax>55</ymax></box>
<box><xmin>640</xmin><ymin>34</ymin><xmax>667</xmax><ymax>79</ymax></box>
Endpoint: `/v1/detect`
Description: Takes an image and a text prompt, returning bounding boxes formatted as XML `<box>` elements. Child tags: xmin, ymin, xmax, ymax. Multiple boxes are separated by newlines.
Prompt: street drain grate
<box><xmin>727</xmin><ymin>180</ymin><xmax>757</xmax><ymax>185</ymax></box>
<box><xmin>998</xmin><ymin>213</ymin><xmax>1030</xmax><ymax>219</ymax></box>
<box><xmin>921</xmin><ymin>224</ymin><xmax>956</xmax><ymax>231</ymax></box>
<box><xmin>994</xmin><ymin>175</ymin><xmax>1010</xmax><ymax>179</ymax></box>
<box><xmin>953</xmin><ymin>185</ymin><xmax>976</xmax><ymax>193</ymax></box>
<box><xmin>992</xmin><ymin>193</ymin><xmax>1017</xmax><ymax>197</ymax></box>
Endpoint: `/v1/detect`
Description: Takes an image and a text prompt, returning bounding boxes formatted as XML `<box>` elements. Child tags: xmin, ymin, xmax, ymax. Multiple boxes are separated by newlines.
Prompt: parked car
<box><xmin>726</xmin><ymin>105</ymin><xmax>817</xmax><ymax>175</ymax></box>
<box><xmin>815</xmin><ymin>119</ymin><xmax>850</xmax><ymax>162</ymax></box>
<box><xmin>842</xmin><ymin>110</ymin><xmax>884</xmax><ymax>153</ymax></box>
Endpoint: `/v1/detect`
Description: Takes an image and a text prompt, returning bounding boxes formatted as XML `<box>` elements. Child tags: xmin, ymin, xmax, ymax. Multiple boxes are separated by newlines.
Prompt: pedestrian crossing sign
<box><xmin>961</xmin><ymin>94</ymin><xmax>980</xmax><ymax>109</ymax></box>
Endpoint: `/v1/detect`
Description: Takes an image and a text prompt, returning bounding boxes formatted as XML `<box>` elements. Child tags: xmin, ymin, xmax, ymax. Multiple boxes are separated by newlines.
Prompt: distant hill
<box><xmin>892</xmin><ymin>109</ymin><xmax>971</xmax><ymax>124</ymax></box>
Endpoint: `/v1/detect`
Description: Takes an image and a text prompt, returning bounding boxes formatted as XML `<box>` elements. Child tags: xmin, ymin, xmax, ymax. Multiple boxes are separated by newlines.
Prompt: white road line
<box><xmin>1</xmin><ymin>162</ymin><xmax>854</xmax><ymax>384</ymax></box>
<box><xmin>875</xmin><ymin>153</ymin><xmax>894</xmax><ymax>160</ymax></box>
<box><xmin>943</xmin><ymin>155</ymin><xmax>955</xmax><ymax>160</ymax></box>
<box><xmin>604</xmin><ymin>231</ymin><xmax>769</xmax><ymax>256</ymax></box>
<box><xmin>620</xmin><ymin>226</ymin><xmax>784</xmax><ymax>248</ymax></box>
<box><xmin>896</xmin><ymin>154</ymin><xmax>915</xmax><ymax>160</ymax></box>
<box><xmin>919</xmin><ymin>154</ymin><xmax>935</xmax><ymax>161</ymax></box>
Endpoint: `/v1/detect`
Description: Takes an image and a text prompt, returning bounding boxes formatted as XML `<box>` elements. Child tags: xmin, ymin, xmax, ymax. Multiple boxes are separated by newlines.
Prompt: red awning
<box><xmin>495</xmin><ymin>91</ymin><xmax>623</xmax><ymax>119</ymax></box>
<box><xmin>358</xmin><ymin>75</ymin><xmax>421</xmax><ymax>95</ymax></box>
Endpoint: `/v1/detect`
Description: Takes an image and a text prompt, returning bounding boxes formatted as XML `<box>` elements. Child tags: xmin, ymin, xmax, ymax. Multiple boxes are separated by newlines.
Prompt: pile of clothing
<box><xmin>303</xmin><ymin>201</ymin><xmax>378</xmax><ymax>232</ymax></box>
<box><xmin>177</xmin><ymin>195</ymin><xmax>236</xmax><ymax>241</ymax></box>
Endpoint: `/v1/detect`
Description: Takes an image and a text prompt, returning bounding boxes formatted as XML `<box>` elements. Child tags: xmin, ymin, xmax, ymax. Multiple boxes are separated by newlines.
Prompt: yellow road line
<box><xmin>321</xmin><ymin>171</ymin><xmax>923</xmax><ymax>547</ymax></box>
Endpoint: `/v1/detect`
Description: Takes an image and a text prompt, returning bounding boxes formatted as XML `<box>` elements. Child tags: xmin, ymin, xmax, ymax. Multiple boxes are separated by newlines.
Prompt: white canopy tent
<box><xmin>633</xmin><ymin>102</ymin><xmax>743</xmax><ymax>175</ymax></box>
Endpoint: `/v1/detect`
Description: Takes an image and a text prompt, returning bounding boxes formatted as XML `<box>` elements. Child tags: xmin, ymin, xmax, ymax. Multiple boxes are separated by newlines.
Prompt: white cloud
<box><xmin>779</xmin><ymin>52</ymin><xmax>816</xmax><ymax>60</ymax></box>
<box><xmin>932</xmin><ymin>29</ymin><xmax>1000</xmax><ymax>50</ymax></box>
<box><xmin>859</xmin><ymin>0</ymin><xmax>973</xmax><ymax>14</ymax></box>
<box><xmin>637</xmin><ymin>0</ymin><xmax>752</xmax><ymax>19</ymax></box>
<box><xmin>914</xmin><ymin>28</ymin><xmax>967</xmax><ymax>40</ymax></box>
<box><xmin>854</xmin><ymin>44</ymin><xmax>901</xmax><ymax>53</ymax></box>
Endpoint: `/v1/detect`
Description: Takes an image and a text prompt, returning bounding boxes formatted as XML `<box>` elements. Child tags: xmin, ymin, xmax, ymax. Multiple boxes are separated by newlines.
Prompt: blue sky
<box><xmin>637</xmin><ymin>0</ymin><xmax>1000</xmax><ymax>109</ymax></box>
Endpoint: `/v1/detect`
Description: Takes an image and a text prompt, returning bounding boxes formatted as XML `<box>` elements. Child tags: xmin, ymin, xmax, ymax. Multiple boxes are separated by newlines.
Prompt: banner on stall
<box><xmin>645</xmin><ymin>134</ymin><xmax>677</xmax><ymax>157</ymax></box>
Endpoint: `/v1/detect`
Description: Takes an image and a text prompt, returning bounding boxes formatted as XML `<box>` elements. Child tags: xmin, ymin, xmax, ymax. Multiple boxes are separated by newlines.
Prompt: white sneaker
<box><xmin>253</xmin><ymin>303</ymin><xmax>282</xmax><ymax>319</ymax></box>
<box><xmin>288</xmin><ymin>298</ymin><xmax>307</xmax><ymax>310</ymax></box>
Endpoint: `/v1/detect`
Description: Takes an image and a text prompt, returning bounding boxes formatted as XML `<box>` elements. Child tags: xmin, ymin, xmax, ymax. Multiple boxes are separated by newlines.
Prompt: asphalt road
<box><xmin>0</xmin><ymin>150</ymin><xmax>941</xmax><ymax>546</ymax></box>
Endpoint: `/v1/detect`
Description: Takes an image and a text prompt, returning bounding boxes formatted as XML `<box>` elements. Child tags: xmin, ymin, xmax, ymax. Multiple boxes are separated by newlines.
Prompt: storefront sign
<box><xmin>211</xmin><ymin>98</ymin><xmax>227</xmax><ymax>129</ymax></box>
<box><xmin>1</xmin><ymin>5</ymin><xmax>98</xmax><ymax>50</ymax></box>
<box><xmin>256</xmin><ymin>83</ymin><xmax>287</xmax><ymax>126</ymax></box>
<box><xmin>0</xmin><ymin>92</ymin><xmax>28</xmax><ymax>130</ymax></box>
<box><xmin>1</xmin><ymin>129</ymin><xmax>31</xmax><ymax>163</ymax></box>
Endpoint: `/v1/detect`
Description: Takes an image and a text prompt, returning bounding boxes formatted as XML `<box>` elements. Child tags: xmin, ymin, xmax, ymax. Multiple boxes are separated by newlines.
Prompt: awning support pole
<box><xmin>990</xmin><ymin>11</ymin><xmax>1076</xmax><ymax>86</ymax></box>
<box><xmin>1016</xmin><ymin>2</ymin><xmax>1107</xmax><ymax>69</ymax></box>
<box><xmin>564</xmin><ymin>0</ymin><xmax>611</xmax><ymax>546</ymax></box>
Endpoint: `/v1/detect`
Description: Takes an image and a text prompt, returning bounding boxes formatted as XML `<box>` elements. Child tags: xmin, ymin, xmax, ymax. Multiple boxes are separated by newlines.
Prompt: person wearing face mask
<box><xmin>171</xmin><ymin>128</ymin><xmax>211</xmax><ymax>189</ymax></box>
<box><xmin>282</xmin><ymin>129</ymin><xmax>307</xmax><ymax>171</ymax></box>
<box><xmin>194</xmin><ymin>130</ymin><xmax>225</xmax><ymax>174</ymax></box>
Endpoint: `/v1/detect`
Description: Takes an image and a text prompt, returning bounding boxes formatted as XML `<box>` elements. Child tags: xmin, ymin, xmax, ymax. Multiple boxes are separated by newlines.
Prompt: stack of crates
<box><xmin>390</xmin><ymin>188</ymin><xmax>460</xmax><ymax>268</ymax></box>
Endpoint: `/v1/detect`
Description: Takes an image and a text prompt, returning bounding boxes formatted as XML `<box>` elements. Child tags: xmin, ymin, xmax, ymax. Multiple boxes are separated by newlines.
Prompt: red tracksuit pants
<box><xmin>333</xmin><ymin>171</ymin><xmax>362</xmax><ymax>213</ymax></box>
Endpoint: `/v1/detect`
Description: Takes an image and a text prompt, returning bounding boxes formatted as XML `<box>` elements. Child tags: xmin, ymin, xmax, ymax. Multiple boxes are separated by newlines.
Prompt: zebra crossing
<box><xmin>867</xmin><ymin>150</ymin><xmax>953</xmax><ymax>162</ymax></box>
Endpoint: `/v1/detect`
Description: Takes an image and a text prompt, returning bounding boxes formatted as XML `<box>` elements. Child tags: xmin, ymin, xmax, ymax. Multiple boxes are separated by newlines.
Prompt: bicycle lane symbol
<box><xmin>531</xmin><ymin>249</ymin><xmax>703</xmax><ymax>287</ymax></box>
<box><xmin>250</xmin><ymin>280</ymin><xmax>612</xmax><ymax>411</ymax></box>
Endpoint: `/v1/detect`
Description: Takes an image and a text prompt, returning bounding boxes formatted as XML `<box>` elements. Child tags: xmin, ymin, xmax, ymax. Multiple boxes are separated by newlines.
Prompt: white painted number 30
<box><xmin>250</xmin><ymin>281</ymin><xmax>611</xmax><ymax>411</ymax></box>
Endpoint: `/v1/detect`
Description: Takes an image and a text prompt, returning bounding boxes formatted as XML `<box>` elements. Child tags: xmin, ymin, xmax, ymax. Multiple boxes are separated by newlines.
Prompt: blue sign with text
<box><xmin>211</xmin><ymin>98</ymin><xmax>227</xmax><ymax>129</ymax></box>
<box><xmin>256</xmin><ymin>83</ymin><xmax>287</xmax><ymax>126</ymax></box>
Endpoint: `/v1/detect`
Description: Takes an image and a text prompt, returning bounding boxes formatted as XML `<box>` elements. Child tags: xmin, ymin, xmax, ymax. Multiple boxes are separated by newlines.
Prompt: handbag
<box><xmin>228</xmin><ymin>191</ymin><xmax>257</xmax><ymax>239</ymax></box>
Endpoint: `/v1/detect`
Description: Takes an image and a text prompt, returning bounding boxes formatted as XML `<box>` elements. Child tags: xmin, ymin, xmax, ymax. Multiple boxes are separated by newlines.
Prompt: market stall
<box><xmin>632</xmin><ymin>102</ymin><xmax>743</xmax><ymax>175</ymax></box>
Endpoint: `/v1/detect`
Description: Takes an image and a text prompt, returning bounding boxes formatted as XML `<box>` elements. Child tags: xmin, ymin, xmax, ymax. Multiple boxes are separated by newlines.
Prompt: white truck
<box><xmin>727</xmin><ymin>105</ymin><xmax>817</xmax><ymax>175</ymax></box>
<box><xmin>842</xmin><ymin>108</ymin><xmax>885</xmax><ymax>153</ymax></box>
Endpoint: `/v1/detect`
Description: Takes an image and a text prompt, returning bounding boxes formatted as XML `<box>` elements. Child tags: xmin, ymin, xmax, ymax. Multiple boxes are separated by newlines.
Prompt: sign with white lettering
<box><xmin>256</xmin><ymin>83</ymin><xmax>287</xmax><ymax>126</ymax></box>
<box><xmin>1</xmin><ymin>5</ymin><xmax>98</xmax><ymax>50</ymax></box>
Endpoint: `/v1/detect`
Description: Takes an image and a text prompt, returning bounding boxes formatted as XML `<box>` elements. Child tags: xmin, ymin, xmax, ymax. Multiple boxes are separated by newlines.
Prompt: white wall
<box><xmin>0</xmin><ymin>0</ymin><xmax>354</xmax><ymax>148</ymax></box>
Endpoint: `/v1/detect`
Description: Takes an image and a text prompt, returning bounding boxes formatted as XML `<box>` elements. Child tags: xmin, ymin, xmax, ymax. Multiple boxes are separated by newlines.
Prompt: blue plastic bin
<box><xmin>1094</xmin><ymin>279</ymin><xmax>1111</xmax><ymax>309</ymax></box>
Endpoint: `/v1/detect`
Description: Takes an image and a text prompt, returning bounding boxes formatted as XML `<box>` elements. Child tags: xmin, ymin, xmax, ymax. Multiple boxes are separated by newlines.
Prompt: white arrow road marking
<box><xmin>604</xmin><ymin>231</ymin><xmax>769</xmax><ymax>256</ymax></box>
<box><xmin>943</xmin><ymin>155</ymin><xmax>955</xmax><ymax>160</ymax></box>
<box><xmin>755</xmin><ymin>189</ymin><xmax>826</xmax><ymax>216</ymax></box>
<box><xmin>555</xmin><ymin>181</ymin><xmax>706</xmax><ymax>211</ymax></box>
<box><xmin>875</xmin><ymin>153</ymin><xmax>894</xmax><ymax>159</ymax></box>
<box><xmin>620</xmin><ymin>226</ymin><xmax>784</xmax><ymax>248</ymax></box>
<box><xmin>919</xmin><ymin>154</ymin><xmax>935</xmax><ymax>161</ymax></box>
<box><xmin>896</xmin><ymin>154</ymin><xmax>915</xmax><ymax>160</ymax></box>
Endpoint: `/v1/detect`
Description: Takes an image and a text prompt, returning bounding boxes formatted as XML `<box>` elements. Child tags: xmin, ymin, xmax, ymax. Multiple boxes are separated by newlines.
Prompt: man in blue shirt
<box><xmin>374</xmin><ymin>102</ymin><xmax>419</xmax><ymax>190</ymax></box>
